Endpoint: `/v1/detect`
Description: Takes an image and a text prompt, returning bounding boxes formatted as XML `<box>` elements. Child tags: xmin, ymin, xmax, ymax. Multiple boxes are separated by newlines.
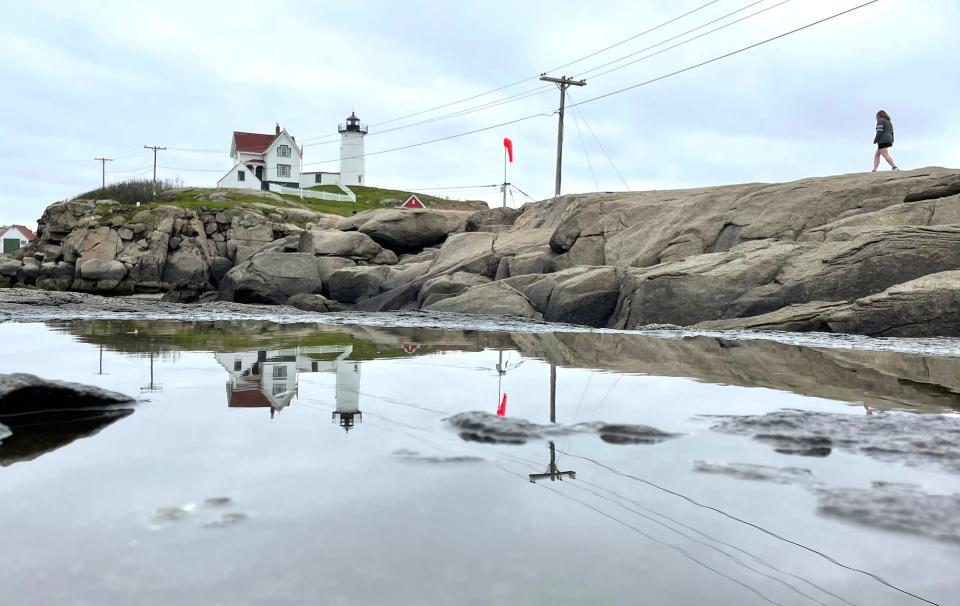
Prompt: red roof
<box><xmin>228</xmin><ymin>388</ymin><xmax>271</xmax><ymax>408</ymax></box>
<box><xmin>400</xmin><ymin>195</ymin><xmax>426</xmax><ymax>209</ymax></box>
<box><xmin>8</xmin><ymin>225</ymin><xmax>36</xmax><ymax>241</ymax></box>
<box><xmin>244</xmin><ymin>159</ymin><xmax>266</xmax><ymax>165</ymax></box>
<box><xmin>233</xmin><ymin>131</ymin><xmax>278</xmax><ymax>154</ymax></box>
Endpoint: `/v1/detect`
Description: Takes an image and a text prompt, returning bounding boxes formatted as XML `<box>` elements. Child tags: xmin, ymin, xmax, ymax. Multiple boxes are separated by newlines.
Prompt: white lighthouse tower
<box><xmin>338</xmin><ymin>112</ymin><xmax>367</xmax><ymax>186</ymax></box>
<box><xmin>331</xmin><ymin>361</ymin><xmax>362</xmax><ymax>432</ymax></box>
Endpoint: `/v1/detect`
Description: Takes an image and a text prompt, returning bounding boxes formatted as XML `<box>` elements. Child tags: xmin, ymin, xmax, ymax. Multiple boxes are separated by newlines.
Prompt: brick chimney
<box><xmin>275</xmin><ymin>123</ymin><xmax>281</xmax><ymax>135</ymax></box>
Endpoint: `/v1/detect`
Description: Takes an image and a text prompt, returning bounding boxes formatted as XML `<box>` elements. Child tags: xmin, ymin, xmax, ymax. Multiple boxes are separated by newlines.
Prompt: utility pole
<box><xmin>143</xmin><ymin>145</ymin><xmax>166</xmax><ymax>196</ymax></box>
<box><xmin>539</xmin><ymin>74</ymin><xmax>586</xmax><ymax>197</ymax></box>
<box><xmin>94</xmin><ymin>157</ymin><xmax>113</xmax><ymax>188</ymax></box>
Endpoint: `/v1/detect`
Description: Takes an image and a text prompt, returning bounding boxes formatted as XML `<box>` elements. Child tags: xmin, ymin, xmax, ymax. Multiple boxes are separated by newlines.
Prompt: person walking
<box><xmin>872</xmin><ymin>110</ymin><xmax>898</xmax><ymax>172</ymax></box>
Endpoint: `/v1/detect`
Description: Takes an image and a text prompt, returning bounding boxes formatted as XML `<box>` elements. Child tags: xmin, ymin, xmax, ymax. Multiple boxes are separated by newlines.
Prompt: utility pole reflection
<box><xmin>529</xmin><ymin>441</ymin><xmax>576</xmax><ymax>483</ymax></box>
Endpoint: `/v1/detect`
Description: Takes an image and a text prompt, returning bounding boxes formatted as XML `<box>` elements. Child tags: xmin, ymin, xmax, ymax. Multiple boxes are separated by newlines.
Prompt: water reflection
<box><xmin>217</xmin><ymin>346</ymin><xmax>363</xmax><ymax>429</ymax></box>
<box><xmin>51</xmin><ymin>319</ymin><xmax>960</xmax><ymax>413</ymax></box>
<box><xmin>0</xmin><ymin>408</ymin><xmax>133</xmax><ymax>467</ymax></box>
<box><xmin>1</xmin><ymin>319</ymin><xmax>958</xmax><ymax>605</ymax></box>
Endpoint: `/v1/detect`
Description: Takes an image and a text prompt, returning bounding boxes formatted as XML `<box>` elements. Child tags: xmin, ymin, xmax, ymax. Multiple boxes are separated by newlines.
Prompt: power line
<box><xmin>302</xmin><ymin>84</ymin><xmax>555</xmax><ymax>148</ymax></box>
<box><xmin>510</xmin><ymin>184</ymin><xmax>537</xmax><ymax>201</ymax></box>
<box><xmin>108</xmin><ymin>164</ymin><xmax>153</xmax><ymax>174</ymax></box>
<box><xmin>157</xmin><ymin>165</ymin><xmax>226</xmax><ymax>173</ymax></box>
<box><xmin>569</xmin><ymin>1</ymin><xmax>880</xmax><ymax>109</ymax></box>
<box><xmin>569</xmin><ymin>104</ymin><xmax>599</xmax><ymax>190</ymax></box>
<box><xmin>319</xmin><ymin>0</ymin><xmax>789</xmax><ymax>149</ymax></box>
<box><xmin>574</xmin><ymin>0</ymin><xmax>775</xmax><ymax>79</ymax></box>
<box><xmin>545</xmin><ymin>0</ymin><xmax>723</xmax><ymax>75</ymax></box>
<box><xmin>564</xmin><ymin>481</ymin><xmax>832</xmax><ymax>606</ymax></box>
<box><xmin>567</xmin><ymin>91</ymin><xmax>631</xmax><ymax>191</ymax></box>
<box><xmin>302</xmin><ymin>2</ymin><xmax>879</xmax><ymax>170</ymax></box>
<box><xmin>557</xmin><ymin>448</ymin><xmax>940</xmax><ymax>606</ymax></box>
<box><xmin>576</xmin><ymin>0</ymin><xmax>795</xmax><ymax>82</ymax></box>
<box><xmin>402</xmin><ymin>184</ymin><xmax>501</xmax><ymax>191</ymax></box>
<box><xmin>297</xmin><ymin>0</ymin><xmax>724</xmax><ymax>143</ymax></box>
<box><xmin>164</xmin><ymin>147</ymin><xmax>229</xmax><ymax>154</ymax></box>
<box><xmin>302</xmin><ymin>110</ymin><xmax>553</xmax><ymax>168</ymax></box>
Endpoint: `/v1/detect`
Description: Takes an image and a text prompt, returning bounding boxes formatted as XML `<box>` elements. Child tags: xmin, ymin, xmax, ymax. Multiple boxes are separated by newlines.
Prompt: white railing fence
<box><xmin>268</xmin><ymin>183</ymin><xmax>356</xmax><ymax>202</ymax></box>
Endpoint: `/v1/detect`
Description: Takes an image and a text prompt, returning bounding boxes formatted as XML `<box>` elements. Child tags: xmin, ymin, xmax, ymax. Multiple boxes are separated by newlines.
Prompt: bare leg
<box><xmin>873</xmin><ymin>149</ymin><xmax>882</xmax><ymax>171</ymax></box>
<box><xmin>880</xmin><ymin>148</ymin><xmax>897</xmax><ymax>169</ymax></box>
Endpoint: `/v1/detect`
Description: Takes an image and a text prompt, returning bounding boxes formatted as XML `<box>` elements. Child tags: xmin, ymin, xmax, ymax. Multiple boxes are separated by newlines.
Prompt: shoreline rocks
<box><xmin>6</xmin><ymin>168</ymin><xmax>960</xmax><ymax>336</ymax></box>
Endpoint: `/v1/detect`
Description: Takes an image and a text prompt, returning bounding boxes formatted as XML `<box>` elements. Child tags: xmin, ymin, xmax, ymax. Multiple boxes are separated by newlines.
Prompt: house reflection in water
<box><xmin>216</xmin><ymin>346</ymin><xmax>361</xmax><ymax>427</ymax></box>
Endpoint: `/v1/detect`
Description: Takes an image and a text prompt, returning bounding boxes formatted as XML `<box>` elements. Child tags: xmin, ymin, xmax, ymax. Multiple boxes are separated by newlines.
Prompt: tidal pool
<box><xmin>1</xmin><ymin>319</ymin><xmax>958</xmax><ymax>605</ymax></box>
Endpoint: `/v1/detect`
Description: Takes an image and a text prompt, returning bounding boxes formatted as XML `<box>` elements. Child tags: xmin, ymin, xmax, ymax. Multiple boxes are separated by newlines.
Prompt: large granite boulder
<box><xmin>286</xmin><ymin>293</ymin><xmax>346</xmax><ymax>312</ymax></box>
<box><xmin>465</xmin><ymin>207</ymin><xmax>521</xmax><ymax>232</ymax></box>
<box><xmin>75</xmin><ymin>259</ymin><xmax>128</xmax><ymax>291</ymax></box>
<box><xmin>0</xmin><ymin>373</ymin><xmax>134</xmax><ymax>414</ymax></box>
<box><xmin>427</xmin><ymin>229</ymin><xmax>552</xmax><ymax>279</ymax></box>
<box><xmin>0</xmin><ymin>258</ymin><xmax>22</xmax><ymax>287</ymax></box>
<box><xmin>298</xmin><ymin>229</ymin><xmax>384</xmax><ymax>261</ymax></box>
<box><xmin>326</xmin><ymin>266</ymin><xmax>392</xmax><ymax>303</ymax></box>
<box><xmin>523</xmin><ymin>168</ymin><xmax>960</xmax><ymax>269</ymax></box>
<box><xmin>418</xmin><ymin>272</ymin><xmax>492</xmax><ymax>308</ymax></box>
<box><xmin>161</xmin><ymin>248</ymin><xmax>211</xmax><ymax>290</ymax></box>
<box><xmin>613</xmin><ymin>224</ymin><xmax>960</xmax><ymax>329</ymax></box>
<box><xmin>344</xmin><ymin>208</ymin><xmax>472</xmax><ymax>252</ymax></box>
<box><xmin>700</xmin><ymin>271</ymin><xmax>960</xmax><ymax>337</ymax></box>
<box><xmin>612</xmin><ymin>241</ymin><xmax>810</xmax><ymax>328</ymax></box>
<box><xmin>227</xmin><ymin>212</ymin><xmax>276</xmax><ymax>263</ymax></box>
<box><xmin>522</xmin><ymin>266</ymin><xmax>625</xmax><ymax>327</ymax></box>
<box><xmin>219</xmin><ymin>252</ymin><xmax>323</xmax><ymax>304</ymax></box>
<box><xmin>35</xmin><ymin>262</ymin><xmax>75</xmax><ymax>291</ymax></box>
<box><xmin>62</xmin><ymin>226</ymin><xmax>123</xmax><ymax>264</ymax></box>
<box><xmin>424</xmin><ymin>281</ymin><xmax>543</xmax><ymax>320</ymax></box>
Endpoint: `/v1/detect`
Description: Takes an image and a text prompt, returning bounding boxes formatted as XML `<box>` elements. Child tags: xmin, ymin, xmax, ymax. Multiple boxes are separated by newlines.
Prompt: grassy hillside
<box><xmin>74</xmin><ymin>179</ymin><xmax>488</xmax><ymax>218</ymax></box>
<box><xmin>308</xmin><ymin>185</ymin><xmax>488</xmax><ymax>212</ymax></box>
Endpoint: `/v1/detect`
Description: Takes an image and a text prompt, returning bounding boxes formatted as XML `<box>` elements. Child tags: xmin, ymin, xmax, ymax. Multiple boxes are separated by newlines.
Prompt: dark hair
<box><xmin>876</xmin><ymin>110</ymin><xmax>891</xmax><ymax>121</ymax></box>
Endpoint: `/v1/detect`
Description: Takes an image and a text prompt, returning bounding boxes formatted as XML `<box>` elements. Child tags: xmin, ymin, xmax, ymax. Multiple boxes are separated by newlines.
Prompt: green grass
<box><xmin>78</xmin><ymin>181</ymin><xmax>488</xmax><ymax>223</ymax></box>
<box><xmin>307</xmin><ymin>185</ymin><xmax>487</xmax><ymax>212</ymax></box>
<box><xmin>55</xmin><ymin>319</ymin><xmax>439</xmax><ymax>361</ymax></box>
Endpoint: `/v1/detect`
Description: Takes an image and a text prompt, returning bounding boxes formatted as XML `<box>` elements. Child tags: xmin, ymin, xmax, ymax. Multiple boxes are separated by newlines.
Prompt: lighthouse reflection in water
<box><xmin>217</xmin><ymin>345</ymin><xmax>361</xmax><ymax>429</ymax></box>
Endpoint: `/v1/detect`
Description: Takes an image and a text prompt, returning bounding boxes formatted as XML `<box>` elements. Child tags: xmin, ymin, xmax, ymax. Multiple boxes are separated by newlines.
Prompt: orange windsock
<box><xmin>496</xmin><ymin>393</ymin><xmax>507</xmax><ymax>416</ymax></box>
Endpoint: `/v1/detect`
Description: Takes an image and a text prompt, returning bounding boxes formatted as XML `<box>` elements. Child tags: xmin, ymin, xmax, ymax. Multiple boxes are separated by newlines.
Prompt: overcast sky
<box><xmin>2</xmin><ymin>0</ymin><xmax>958</xmax><ymax>228</ymax></box>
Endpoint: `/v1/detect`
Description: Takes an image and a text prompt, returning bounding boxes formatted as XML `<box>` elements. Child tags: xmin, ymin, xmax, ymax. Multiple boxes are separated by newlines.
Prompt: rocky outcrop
<box><xmin>219</xmin><ymin>252</ymin><xmax>324</xmax><ymax>304</ymax></box>
<box><xmin>1</xmin><ymin>373</ymin><xmax>134</xmax><ymax>414</ymax></box>
<box><xmin>7</xmin><ymin>169</ymin><xmax>960</xmax><ymax>336</ymax></box>
<box><xmin>695</xmin><ymin>270</ymin><xmax>960</xmax><ymax>337</ymax></box>
<box><xmin>425</xmin><ymin>281</ymin><xmax>543</xmax><ymax>320</ymax></box>
<box><xmin>338</xmin><ymin>208</ymin><xmax>472</xmax><ymax>252</ymax></box>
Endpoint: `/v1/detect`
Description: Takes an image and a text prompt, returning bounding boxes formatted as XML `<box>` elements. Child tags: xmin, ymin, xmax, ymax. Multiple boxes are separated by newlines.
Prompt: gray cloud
<box><xmin>2</xmin><ymin>0</ymin><xmax>958</xmax><ymax>227</ymax></box>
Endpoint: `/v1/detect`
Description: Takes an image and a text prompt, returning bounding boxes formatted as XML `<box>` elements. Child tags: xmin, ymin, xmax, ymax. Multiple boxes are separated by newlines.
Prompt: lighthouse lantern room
<box><xmin>338</xmin><ymin>112</ymin><xmax>368</xmax><ymax>186</ymax></box>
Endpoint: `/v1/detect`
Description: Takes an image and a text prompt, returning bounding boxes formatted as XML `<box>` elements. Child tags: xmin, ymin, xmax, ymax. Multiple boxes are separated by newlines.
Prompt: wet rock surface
<box><xmin>445</xmin><ymin>411</ymin><xmax>679</xmax><ymax>445</ymax></box>
<box><xmin>392</xmin><ymin>448</ymin><xmax>485</xmax><ymax>464</ymax></box>
<box><xmin>8</xmin><ymin>169</ymin><xmax>960</xmax><ymax>336</ymax></box>
<box><xmin>0</xmin><ymin>373</ymin><xmax>135</xmax><ymax>415</ymax></box>
<box><xmin>709</xmin><ymin>410</ymin><xmax>960</xmax><ymax>471</ymax></box>
<box><xmin>0</xmin><ymin>373</ymin><xmax>135</xmax><ymax>466</ymax></box>
<box><xmin>693</xmin><ymin>462</ymin><xmax>815</xmax><ymax>484</ymax></box>
<box><xmin>694</xmin><ymin>462</ymin><xmax>960</xmax><ymax>544</ymax></box>
<box><xmin>815</xmin><ymin>483</ymin><xmax>960</xmax><ymax>544</ymax></box>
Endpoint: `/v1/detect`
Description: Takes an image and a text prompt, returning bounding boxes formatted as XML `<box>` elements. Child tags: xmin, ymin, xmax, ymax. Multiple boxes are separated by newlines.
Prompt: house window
<box><xmin>277</xmin><ymin>145</ymin><xmax>291</xmax><ymax>158</ymax></box>
<box><xmin>233</xmin><ymin>360</ymin><xmax>242</xmax><ymax>371</ymax></box>
<box><xmin>272</xmin><ymin>383</ymin><xmax>288</xmax><ymax>396</ymax></box>
<box><xmin>357</xmin><ymin>175</ymin><xmax>361</xmax><ymax>184</ymax></box>
<box><xmin>273</xmin><ymin>365</ymin><xmax>288</xmax><ymax>379</ymax></box>
<box><xmin>315</xmin><ymin>174</ymin><xmax>322</xmax><ymax>184</ymax></box>
<box><xmin>237</xmin><ymin>171</ymin><xmax>245</xmax><ymax>182</ymax></box>
<box><xmin>277</xmin><ymin>164</ymin><xmax>291</xmax><ymax>179</ymax></box>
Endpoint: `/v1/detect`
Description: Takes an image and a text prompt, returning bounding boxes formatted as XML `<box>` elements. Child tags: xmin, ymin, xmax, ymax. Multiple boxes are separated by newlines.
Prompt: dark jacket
<box><xmin>874</xmin><ymin>118</ymin><xmax>894</xmax><ymax>145</ymax></box>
